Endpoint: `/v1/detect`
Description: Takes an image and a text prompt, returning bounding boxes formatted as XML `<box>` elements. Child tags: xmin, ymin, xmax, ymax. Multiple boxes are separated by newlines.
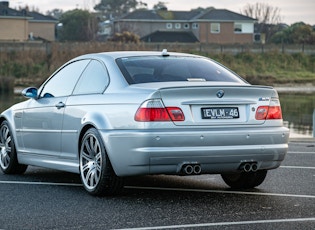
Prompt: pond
<box><xmin>0</xmin><ymin>91</ymin><xmax>314</xmax><ymax>138</ymax></box>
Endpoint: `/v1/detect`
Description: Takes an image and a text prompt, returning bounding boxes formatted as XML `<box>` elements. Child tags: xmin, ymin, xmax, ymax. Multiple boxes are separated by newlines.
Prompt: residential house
<box><xmin>27</xmin><ymin>11</ymin><xmax>58</xmax><ymax>41</ymax></box>
<box><xmin>0</xmin><ymin>1</ymin><xmax>57</xmax><ymax>42</ymax></box>
<box><xmin>114</xmin><ymin>8</ymin><xmax>257</xmax><ymax>44</ymax></box>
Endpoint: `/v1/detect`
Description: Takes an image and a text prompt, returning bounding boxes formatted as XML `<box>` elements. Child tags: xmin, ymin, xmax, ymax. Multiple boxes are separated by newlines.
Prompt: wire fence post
<box><xmin>313</xmin><ymin>109</ymin><xmax>315</xmax><ymax>137</ymax></box>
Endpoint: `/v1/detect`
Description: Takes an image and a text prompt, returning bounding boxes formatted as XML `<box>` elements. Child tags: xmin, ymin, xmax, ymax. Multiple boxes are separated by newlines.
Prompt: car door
<box><xmin>60</xmin><ymin>59</ymin><xmax>110</xmax><ymax>159</ymax></box>
<box><xmin>21</xmin><ymin>59</ymin><xmax>90</xmax><ymax>157</ymax></box>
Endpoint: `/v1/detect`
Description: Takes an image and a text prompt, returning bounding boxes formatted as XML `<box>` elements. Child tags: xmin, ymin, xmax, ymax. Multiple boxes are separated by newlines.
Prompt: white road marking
<box><xmin>114</xmin><ymin>218</ymin><xmax>315</xmax><ymax>230</ymax></box>
<box><xmin>1</xmin><ymin>180</ymin><xmax>314</xmax><ymax>198</ymax></box>
<box><xmin>287</xmin><ymin>151</ymin><xmax>315</xmax><ymax>154</ymax></box>
<box><xmin>0</xmin><ymin>180</ymin><xmax>82</xmax><ymax>187</ymax></box>
<box><xmin>281</xmin><ymin>166</ymin><xmax>315</xmax><ymax>170</ymax></box>
<box><xmin>124</xmin><ymin>186</ymin><xmax>315</xmax><ymax>199</ymax></box>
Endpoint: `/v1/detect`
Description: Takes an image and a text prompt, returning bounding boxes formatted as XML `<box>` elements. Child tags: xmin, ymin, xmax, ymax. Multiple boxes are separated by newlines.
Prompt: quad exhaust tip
<box><xmin>181</xmin><ymin>164</ymin><xmax>202</xmax><ymax>175</ymax></box>
<box><xmin>240</xmin><ymin>162</ymin><xmax>258</xmax><ymax>172</ymax></box>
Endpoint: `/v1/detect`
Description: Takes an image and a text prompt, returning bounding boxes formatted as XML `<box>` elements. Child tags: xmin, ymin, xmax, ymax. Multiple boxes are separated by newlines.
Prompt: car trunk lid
<box><xmin>157</xmin><ymin>85</ymin><xmax>279</xmax><ymax>126</ymax></box>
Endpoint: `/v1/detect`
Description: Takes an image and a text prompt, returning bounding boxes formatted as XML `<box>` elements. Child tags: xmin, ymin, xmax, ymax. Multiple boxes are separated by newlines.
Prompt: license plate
<box><xmin>201</xmin><ymin>107</ymin><xmax>239</xmax><ymax>119</ymax></box>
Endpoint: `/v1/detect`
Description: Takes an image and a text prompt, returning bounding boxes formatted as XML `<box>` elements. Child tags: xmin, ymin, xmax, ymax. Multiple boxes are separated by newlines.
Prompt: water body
<box><xmin>0</xmin><ymin>91</ymin><xmax>314</xmax><ymax>138</ymax></box>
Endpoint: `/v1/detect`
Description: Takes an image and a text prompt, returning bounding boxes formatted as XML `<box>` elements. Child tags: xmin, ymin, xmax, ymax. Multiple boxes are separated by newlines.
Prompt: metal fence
<box><xmin>0</xmin><ymin>41</ymin><xmax>315</xmax><ymax>55</ymax></box>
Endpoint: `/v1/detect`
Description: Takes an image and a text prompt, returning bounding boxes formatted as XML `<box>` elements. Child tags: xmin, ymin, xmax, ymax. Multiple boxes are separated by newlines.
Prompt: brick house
<box><xmin>0</xmin><ymin>1</ymin><xmax>57</xmax><ymax>41</ymax></box>
<box><xmin>114</xmin><ymin>8</ymin><xmax>257</xmax><ymax>44</ymax></box>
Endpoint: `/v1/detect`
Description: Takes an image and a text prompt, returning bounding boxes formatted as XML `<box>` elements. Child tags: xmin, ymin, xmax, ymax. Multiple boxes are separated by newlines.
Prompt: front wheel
<box><xmin>79</xmin><ymin>128</ymin><xmax>123</xmax><ymax>196</ymax></box>
<box><xmin>221</xmin><ymin>170</ymin><xmax>267</xmax><ymax>189</ymax></box>
<box><xmin>0</xmin><ymin>120</ymin><xmax>28</xmax><ymax>174</ymax></box>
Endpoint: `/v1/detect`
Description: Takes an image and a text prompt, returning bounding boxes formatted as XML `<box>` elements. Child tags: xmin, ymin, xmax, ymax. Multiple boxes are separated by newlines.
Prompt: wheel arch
<box><xmin>78</xmin><ymin>124</ymin><xmax>119</xmax><ymax>175</ymax></box>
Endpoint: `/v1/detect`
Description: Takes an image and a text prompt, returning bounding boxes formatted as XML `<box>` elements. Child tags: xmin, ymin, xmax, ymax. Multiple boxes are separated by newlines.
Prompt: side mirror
<box><xmin>22</xmin><ymin>87</ymin><xmax>38</xmax><ymax>99</ymax></box>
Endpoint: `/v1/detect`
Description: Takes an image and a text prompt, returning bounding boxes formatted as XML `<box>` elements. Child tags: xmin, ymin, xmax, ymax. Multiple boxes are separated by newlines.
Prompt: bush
<box><xmin>0</xmin><ymin>76</ymin><xmax>14</xmax><ymax>93</ymax></box>
<box><xmin>109</xmin><ymin>31</ymin><xmax>140</xmax><ymax>43</ymax></box>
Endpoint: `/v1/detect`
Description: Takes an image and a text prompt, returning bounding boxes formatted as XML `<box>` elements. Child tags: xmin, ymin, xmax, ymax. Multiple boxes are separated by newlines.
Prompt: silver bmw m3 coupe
<box><xmin>0</xmin><ymin>50</ymin><xmax>289</xmax><ymax>195</ymax></box>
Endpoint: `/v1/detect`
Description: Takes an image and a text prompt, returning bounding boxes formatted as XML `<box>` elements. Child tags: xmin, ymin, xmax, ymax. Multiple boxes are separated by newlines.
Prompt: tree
<box><xmin>58</xmin><ymin>9</ymin><xmax>98</xmax><ymax>41</ymax></box>
<box><xmin>153</xmin><ymin>1</ymin><xmax>168</xmax><ymax>10</ymax></box>
<box><xmin>271</xmin><ymin>22</ymin><xmax>315</xmax><ymax>44</ymax></box>
<box><xmin>241</xmin><ymin>3</ymin><xmax>282</xmax><ymax>43</ymax></box>
<box><xmin>46</xmin><ymin>9</ymin><xmax>63</xmax><ymax>19</ymax></box>
<box><xmin>94</xmin><ymin>0</ymin><xmax>146</xmax><ymax>19</ymax></box>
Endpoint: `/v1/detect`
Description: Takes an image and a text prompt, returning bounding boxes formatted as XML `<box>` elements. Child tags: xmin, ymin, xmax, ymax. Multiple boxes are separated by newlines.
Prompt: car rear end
<box><xmin>103</xmin><ymin>52</ymin><xmax>289</xmax><ymax>177</ymax></box>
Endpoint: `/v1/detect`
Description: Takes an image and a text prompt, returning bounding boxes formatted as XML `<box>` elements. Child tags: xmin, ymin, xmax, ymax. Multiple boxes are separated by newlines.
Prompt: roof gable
<box><xmin>0</xmin><ymin>3</ymin><xmax>56</xmax><ymax>22</ymax></box>
<box><xmin>0</xmin><ymin>4</ymin><xmax>29</xmax><ymax>17</ymax></box>
<box><xmin>198</xmin><ymin>9</ymin><xmax>256</xmax><ymax>21</ymax></box>
<box><xmin>117</xmin><ymin>8</ymin><xmax>256</xmax><ymax>22</ymax></box>
<box><xmin>120</xmin><ymin>9</ymin><xmax>201</xmax><ymax>21</ymax></box>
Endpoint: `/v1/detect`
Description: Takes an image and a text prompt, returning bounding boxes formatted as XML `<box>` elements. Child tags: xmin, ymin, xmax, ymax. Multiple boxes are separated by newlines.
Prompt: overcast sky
<box><xmin>7</xmin><ymin>0</ymin><xmax>315</xmax><ymax>25</ymax></box>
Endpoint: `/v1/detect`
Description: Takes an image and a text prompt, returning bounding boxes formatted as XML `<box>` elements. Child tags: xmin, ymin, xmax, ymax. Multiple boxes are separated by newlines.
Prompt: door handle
<box><xmin>55</xmin><ymin>102</ymin><xmax>65</xmax><ymax>109</ymax></box>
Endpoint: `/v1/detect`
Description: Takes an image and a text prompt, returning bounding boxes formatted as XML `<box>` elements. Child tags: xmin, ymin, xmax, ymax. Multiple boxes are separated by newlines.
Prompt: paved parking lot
<box><xmin>0</xmin><ymin>140</ymin><xmax>314</xmax><ymax>230</ymax></box>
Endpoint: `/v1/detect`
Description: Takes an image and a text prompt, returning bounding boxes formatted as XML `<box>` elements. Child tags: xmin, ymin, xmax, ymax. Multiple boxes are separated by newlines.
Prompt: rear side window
<box><xmin>73</xmin><ymin>60</ymin><xmax>109</xmax><ymax>95</ymax></box>
<box><xmin>116</xmin><ymin>56</ymin><xmax>245</xmax><ymax>84</ymax></box>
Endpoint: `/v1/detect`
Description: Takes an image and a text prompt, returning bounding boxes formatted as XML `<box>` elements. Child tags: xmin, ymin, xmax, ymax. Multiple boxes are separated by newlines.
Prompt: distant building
<box><xmin>0</xmin><ymin>1</ymin><xmax>57</xmax><ymax>42</ymax></box>
<box><xmin>114</xmin><ymin>8</ymin><xmax>257</xmax><ymax>44</ymax></box>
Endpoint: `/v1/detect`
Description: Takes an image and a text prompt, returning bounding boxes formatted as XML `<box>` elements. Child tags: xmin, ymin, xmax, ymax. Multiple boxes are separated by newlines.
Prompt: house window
<box><xmin>210</xmin><ymin>23</ymin><xmax>220</xmax><ymax>33</ymax></box>
<box><xmin>192</xmin><ymin>23</ymin><xmax>199</xmax><ymax>29</ymax></box>
<box><xmin>184</xmin><ymin>23</ymin><xmax>190</xmax><ymax>29</ymax></box>
<box><xmin>234</xmin><ymin>23</ymin><xmax>242</xmax><ymax>33</ymax></box>
<box><xmin>166</xmin><ymin>23</ymin><xmax>172</xmax><ymax>29</ymax></box>
<box><xmin>175</xmin><ymin>23</ymin><xmax>181</xmax><ymax>29</ymax></box>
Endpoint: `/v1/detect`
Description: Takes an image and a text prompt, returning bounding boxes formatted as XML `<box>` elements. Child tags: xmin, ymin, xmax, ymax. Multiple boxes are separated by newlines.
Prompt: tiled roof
<box><xmin>118</xmin><ymin>9</ymin><xmax>256</xmax><ymax>22</ymax></box>
<box><xmin>28</xmin><ymin>11</ymin><xmax>57</xmax><ymax>22</ymax></box>
<box><xmin>0</xmin><ymin>4</ymin><xmax>29</xmax><ymax>17</ymax></box>
<box><xmin>0</xmin><ymin>4</ymin><xmax>57</xmax><ymax>22</ymax></box>
<box><xmin>141</xmin><ymin>31</ymin><xmax>199</xmax><ymax>43</ymax></box>
<box><xmin>120</xmin><ymin>9</ymin><xmax>202</xmax><ymax>21</ymax></box>
<box><xmin>197</xmin><ymin>9</ymin><xmax>256</xmax><ymax>21</ymax></box>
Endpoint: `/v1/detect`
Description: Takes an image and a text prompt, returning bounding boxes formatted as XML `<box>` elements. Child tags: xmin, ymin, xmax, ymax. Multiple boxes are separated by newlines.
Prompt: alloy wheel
<box><xmin>0</xmin><ymin>124</ymin><xmax>12</xmax><ymax>170</ymax></box>
<box><xmin>80</xmin><ymin>133</ymin><xmax>103</xmax><ymax>190</ymax></box>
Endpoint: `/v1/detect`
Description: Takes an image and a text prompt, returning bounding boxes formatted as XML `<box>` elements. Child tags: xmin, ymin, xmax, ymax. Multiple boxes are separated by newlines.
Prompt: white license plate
<box><xmin>201</xmin><ymin>107</ymin><xmax>239</xmax><ymax>119</ymax></box>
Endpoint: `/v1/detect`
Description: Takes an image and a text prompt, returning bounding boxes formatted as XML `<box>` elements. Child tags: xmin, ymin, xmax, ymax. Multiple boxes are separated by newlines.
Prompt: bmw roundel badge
<box><xmin>216</xmin><ymin>90</ymin><xmax>225</xmax><ymax>98</ymax></box>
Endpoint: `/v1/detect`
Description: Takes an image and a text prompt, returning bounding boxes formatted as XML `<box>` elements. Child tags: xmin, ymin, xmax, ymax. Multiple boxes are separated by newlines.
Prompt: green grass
<box><xmin>207</xmin><ymin>52</ymin><xmax>315</xmax><ymax>85</ymax></box>
<box><xmin>0</xmin><ymin>43</ymin><xmax>314</xmax><ymax>92</ymax></box>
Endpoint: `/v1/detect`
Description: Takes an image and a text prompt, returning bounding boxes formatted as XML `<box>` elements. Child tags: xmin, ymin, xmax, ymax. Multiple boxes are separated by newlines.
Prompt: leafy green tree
<box><xmin>153</xmin><ymin>1</ymin><xmax>168</xmax><ymax>10</ymax></box>
<box><xmin>271</xmin><ymin>22</ymin><xmax>315</xmax><ymax>44</ymax></box>
<box><xmin>94</xmin><ymin>0</ymin><xmax>146</xmax><ymax>18</ymax></box>
<box><xmin>58</xmin><ymin>9</ymin><xmax>98</xmax><ymax>41</ymax></box>
<box><xmin>46</xmin><ymin>8</ymin><xmax>63</xmax><ymax>19</ymax></box>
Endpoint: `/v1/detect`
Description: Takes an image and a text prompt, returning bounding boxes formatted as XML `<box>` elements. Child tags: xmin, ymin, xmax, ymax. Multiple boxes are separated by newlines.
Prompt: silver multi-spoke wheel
<box><xmin>0</xmin><ymin>121</ymin><xmax>27</xmax><ymax>174</ymax></box>
<box><xmin>80</xmin><ymin>133</ymin><xmax>102</xmax><ymax>190</ymax></box>
<box><xmin>0</xmin><ymin>123</ymin><xmax>11</xmax><ymax>170</ymax></box>
<box><xmin>79</xmin><ymin>128</ymin><xmax>123</xmax><ymax>196</ymax></box>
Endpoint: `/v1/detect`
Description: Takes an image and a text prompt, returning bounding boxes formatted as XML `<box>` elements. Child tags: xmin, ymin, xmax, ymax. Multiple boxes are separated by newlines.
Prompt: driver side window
<box><xmin>40</xmin><ymin>60</ymin><xmax>90</xmax><ymax>98</ymax></box>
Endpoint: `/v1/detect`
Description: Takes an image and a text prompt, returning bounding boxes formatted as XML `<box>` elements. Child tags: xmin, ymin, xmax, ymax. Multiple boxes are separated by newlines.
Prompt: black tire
<box><xmin>221</xmin><ymin>170</ymin><xmax>267</xmax><ymax>189</ymax></box>
<box><xmin>79</xmin><ymin>127</ymin><xmax>123</xmax><ymax>196</ymax></box>
<box><xmin>0</xmin><ymin>120</ymin><xmax>28</xmax><ymax>174</ymax></box>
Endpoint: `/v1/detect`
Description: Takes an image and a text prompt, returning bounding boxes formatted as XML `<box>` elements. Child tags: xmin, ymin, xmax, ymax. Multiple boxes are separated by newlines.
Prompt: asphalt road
<box><xmin>0</xmin><ymin>140</ymin><xmax>314</xmax><ymax>230</ymax></box>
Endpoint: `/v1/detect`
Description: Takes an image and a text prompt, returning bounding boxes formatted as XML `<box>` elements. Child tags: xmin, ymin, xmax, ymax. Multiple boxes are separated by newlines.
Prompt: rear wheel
<box><xmin>79</xmin><ymin>127</ymin><xmax>123</xmax><ymax>196</ymax></box>
<box><xmin>0</xmin><ymin>121</ymin><xmax>28</xmax><ymax>174</ymax></box>
<box><xmin>221</xmin><ymin>170</ymin><xmax>267</xmax><ymax>189</ymax></box>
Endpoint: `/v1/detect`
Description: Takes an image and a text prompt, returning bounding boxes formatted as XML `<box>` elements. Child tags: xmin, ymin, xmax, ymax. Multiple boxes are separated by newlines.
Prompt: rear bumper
<box><xmin>100</xmin><ymin>126</ymin><xmax>289</xmax><ymax>176</ymax></box>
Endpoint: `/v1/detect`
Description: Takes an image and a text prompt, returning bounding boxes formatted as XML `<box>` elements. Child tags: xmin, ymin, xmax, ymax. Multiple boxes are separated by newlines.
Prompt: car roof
<box><xmin>75</xmin><ymin>50</ymin><xmax>198</xmax><ymax>60</ymax></box>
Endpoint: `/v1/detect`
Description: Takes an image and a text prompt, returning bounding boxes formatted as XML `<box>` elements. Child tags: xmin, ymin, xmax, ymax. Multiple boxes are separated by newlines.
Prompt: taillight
<box><xmin>135</xmin><ymin>99</ymin><xmax>185</xmax><ymax>122</ymax></box>
<box><xmin>255</xmin><ymin>99</ymin><xmax>283</xmax><ymax>120</ymax></box>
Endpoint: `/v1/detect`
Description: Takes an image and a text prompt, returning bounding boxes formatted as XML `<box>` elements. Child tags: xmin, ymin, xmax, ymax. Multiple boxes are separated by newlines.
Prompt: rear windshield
<box><xmin>116</xmin><ymin>56</ymin><xmax>245</xmax><ymax>84</ymax></box>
